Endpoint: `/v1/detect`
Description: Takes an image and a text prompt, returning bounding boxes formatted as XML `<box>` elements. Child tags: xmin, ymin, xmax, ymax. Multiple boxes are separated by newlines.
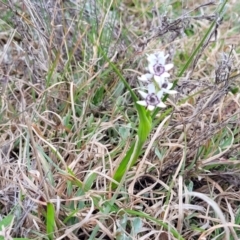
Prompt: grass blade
<box><xmin>46</xmin><ymin>202</ymin><xmax>55</xmax><ymax>240</ymax></box>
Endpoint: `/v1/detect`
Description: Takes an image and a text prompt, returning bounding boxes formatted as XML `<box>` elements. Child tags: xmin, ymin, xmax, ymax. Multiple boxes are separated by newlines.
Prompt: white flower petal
<box><xmin>165</xmin><ymin>89</ymin><xmax>178</xmax><ymax>94</ymax></box>
<box><xmin>163</xmin><ymin>53</ymin><xmax>169</xmax><ymax>59</ymax></box>
<box><xmin>166</xmin><ymin>82</ymin><xmax>173</xmax><ymax>89</ymax></box>
<box><xmin>155</xmin><ymin>52</ymin><xmax>166</xmax><ymax>65</ymax></box>
<box><xmin>147</xmin><ymin>54</ymin><xmax>157</xmax><ymax>64</ymax></box>
<box><xmin>154</xmin><ymin>75</ymin><xmax>165</xmax><ymax>85</ymax></box>
<box><xmin>156</xmin><ymin>90</ymin><xmax>164</xmax><ymax>99</ymax></box>
<box><xmin>161</xmin><ymin>72</ymin><xmax>170</xmax><ymax>78</ymax></box>
<box><xmin>138</xmin><ymin>90</ymin><xmax>148</xmax><ymax>99</ymax></box>
<box><xmin>148</xmin><ymin>63</ymin><xmax>155</xmax><ymax>74</ymax></box>
<box><xmin>147</xmin><ymin>83</ymin><xmax>156</xmax><ymax>94</ymax></box>
<box><xmin>137</xmin><ymin>100</ymin><xmax>147</xmax><ymax>106</ymax></box>
<box><xmin>138</xmin><ymin>73</ymin><xmax>153</xmax><ymax>82</ymax></box>
<box><xmin>148</xmin><ymin>105</ymin><xmax>155</xmax><ymax>111</ymax></box>
<box><xmin>156</xmin><ymin>52</ymin><xmax>165</xmax><ymax>58</ymax></box>
<box><xmin>157</xmin><ymin>102</ymin><xmax>167</xmax><ymax>108</ymax></box>
<box><xmin>165</xmin><ymin>63</ymin><xmax>174</xmax><ymax>71</ymax></box>
<box><xmin>147</xmin><ymin>51</ymin><xmax>167</xmax><ymax>65</ymax></box>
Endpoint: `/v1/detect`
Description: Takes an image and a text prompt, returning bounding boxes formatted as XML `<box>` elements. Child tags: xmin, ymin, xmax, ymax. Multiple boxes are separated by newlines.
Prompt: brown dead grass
<box><xmin>0</xmin><ymin>0</ymin><xmax>240</xmax><ymax>239</ymax></box>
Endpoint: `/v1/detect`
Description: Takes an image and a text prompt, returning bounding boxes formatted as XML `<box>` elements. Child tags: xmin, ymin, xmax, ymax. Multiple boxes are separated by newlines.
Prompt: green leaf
<box><xmin>84</xmin><ymin>172</ymin><xmax>97</xmax><ymax>191</ymax></box>
<box><xmin>230</xmin><ymin>86</ymin><xmax>239</xmax><ymax>94</ymax></box>
<box><xmin>97</xmin><ymin>45</ymin><xmax>152</xmax><ymax>189</ymax></box>
<box><xmin>111</xmin><ymin>141</ymin><xmax>138</xmax><ymax>189</ymax></box>
<box><xmin>0</xmin><ymin>214</ymin><xmax>14</xmax><ymax>231</ymax></box>
<box><xmin>124</xmin><ymin>209</ymin><xmax>184</xmax><ymax>240</ymax></box>
<box><xmin>46</xmin><ymin>202</ymin><xmax>55</xmax><ymax>240</ymax></box>
<box><xmin>0</xmin><ymin>215</ymin><xmax>28</xmax><ymax>240</ymax></box>
<box><xmin>137</xmin><ymin>106</ymin><xmax>152</xmax><ymax>143</ymax></box>
<box><xmin>119</xmin><ymin>124</ymin><xmax>131</xmax><ymax>140</ymax></box>
<box><xmin>111</xmin><ymin>109</ymin><xmax>152</xmax><ymax>189</ymax></box>
<box><xmin>184</xmin><ymin>25</ymin><xmax>195</xmax><ymax>36</ymax></box>
<box><xmin>13</xmin><ymin>239</ymin><xmax>31</xmax><ymax>240</ymax></box>
<box><xmin>131</xmin><ymin>217</ymin><xmax>142</xmax><ymax>236</ymax></box>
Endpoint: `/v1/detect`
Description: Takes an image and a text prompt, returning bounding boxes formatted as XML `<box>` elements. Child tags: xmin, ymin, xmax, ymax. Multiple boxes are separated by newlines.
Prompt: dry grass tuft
<box><xmin>0</xmin><ymin>0</ymin><xmax>240</xmax><ymax>239</ymax></box>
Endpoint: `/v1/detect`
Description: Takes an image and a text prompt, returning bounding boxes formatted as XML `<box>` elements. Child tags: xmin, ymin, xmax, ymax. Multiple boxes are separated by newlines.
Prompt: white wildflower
<box><xmin>147</xmin><ymin>51</ymin><xmax>173</xmax><ymax>77</ymax></box>
<box><xmin>137</xmin><ymin>83</ymin><xmax>166</xmax><ymax>111</ymax></box>
<box><xmin>136</xmin><ymin>51</ymin><xmax>177</xmax><ymax>110</ymax></box>
<box><xmin>155</xmin><ymin>76</ymin><xmax>178</xmax><ymax>95</ymax></box>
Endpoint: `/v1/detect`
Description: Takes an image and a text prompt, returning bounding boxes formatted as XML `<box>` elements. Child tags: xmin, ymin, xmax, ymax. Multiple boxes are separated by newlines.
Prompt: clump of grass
<box><xmin>0</xmin><ymin>0</ymin><xmax>240</xmax><ymax>239</ymax></box>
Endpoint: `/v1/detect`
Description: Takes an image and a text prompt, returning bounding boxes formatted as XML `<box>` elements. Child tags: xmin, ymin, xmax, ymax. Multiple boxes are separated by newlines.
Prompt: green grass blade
<box><xmin>124</xmin><ymin>209</ymin><xmax>184</xmax><ymax>240</ymax></box>
<box><xmin>0</xmin><ymin>215</ymin><xmax>31</xmax><ymax>240</ymax></box>
<box><xmin>0</xmin><ymin>214</ymin><xmax>14</xmax><ymax>231</ymax></box>
<box><xmin>46</xmin><ymin>202</ymin><xmax>55</xmax><ymax>240</ymax></box>
<box><xmin>177</xmin><ymin>0</ymin><xmax>228</xmax><ymax>78</ymax></box>
<box><xmin>111</xmin><ymin>140</ymin><xmax>141</xmax><ymax>189</ymax></box>
<box><xmin>0</xmin><ymin>238</ymin><xmax>30</xmax><ymax>240</ymax></box>
<box><xmin>84</xmin><ymin>172</ymin><xmax>97</xmax><ymax>191</ymax></box>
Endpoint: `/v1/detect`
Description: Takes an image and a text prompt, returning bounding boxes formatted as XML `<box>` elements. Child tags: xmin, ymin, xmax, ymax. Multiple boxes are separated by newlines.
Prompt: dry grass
<box><xmin>0</xmin><ymin>0</ymin><xmax>240</xmax><ymax>239</ymax></box>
